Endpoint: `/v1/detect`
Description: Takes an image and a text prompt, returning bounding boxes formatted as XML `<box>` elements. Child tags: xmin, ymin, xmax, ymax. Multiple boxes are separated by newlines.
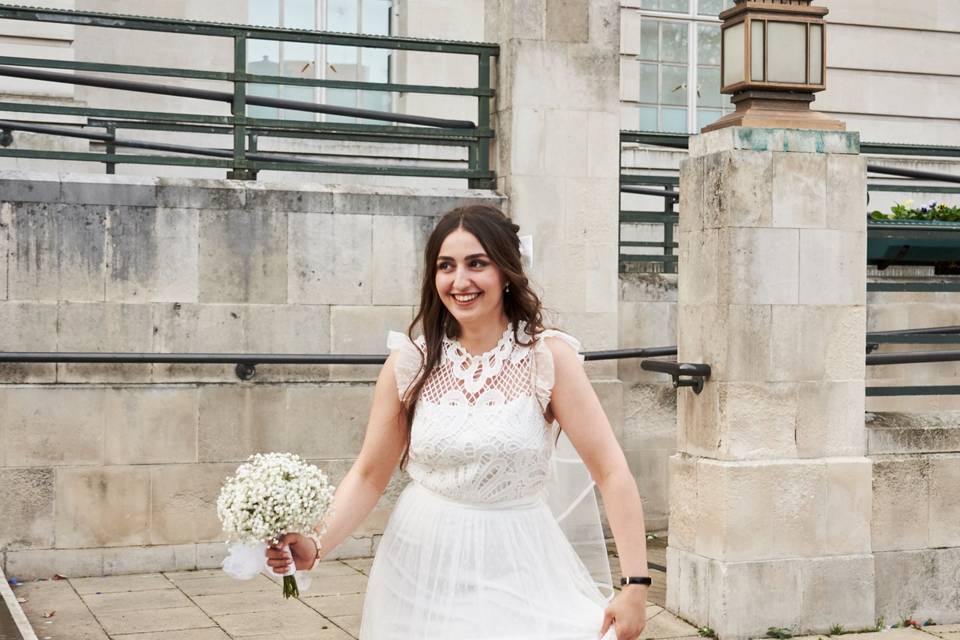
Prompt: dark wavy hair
<box><xmin>397</xmin><ymin>204</ymin><xmax>545</xmax><ymax>469</ymax></box>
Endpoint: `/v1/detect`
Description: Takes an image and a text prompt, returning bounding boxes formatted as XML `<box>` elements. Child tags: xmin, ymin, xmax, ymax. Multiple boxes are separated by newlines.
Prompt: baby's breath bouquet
<box><xmin>217</xmin><ymin>452</ymin><xmax>336</xmax><ymax>598</ymax></box>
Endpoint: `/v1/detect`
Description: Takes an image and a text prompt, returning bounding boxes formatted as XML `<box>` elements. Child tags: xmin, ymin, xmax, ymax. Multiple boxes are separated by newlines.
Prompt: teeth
<box><xmin>454</xmin><ymin>293</ymin><xmax>480</xmax><ymax>302</ymax></box>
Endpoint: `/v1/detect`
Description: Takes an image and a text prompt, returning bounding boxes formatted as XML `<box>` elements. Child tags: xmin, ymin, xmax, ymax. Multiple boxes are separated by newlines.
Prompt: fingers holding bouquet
<box><xmin>266</xmin><ymin>532</ymin><xmax>320</xmax><ymax>574</ymax></box>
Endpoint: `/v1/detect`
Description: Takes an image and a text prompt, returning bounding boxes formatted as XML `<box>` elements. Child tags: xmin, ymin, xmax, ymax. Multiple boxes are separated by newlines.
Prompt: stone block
<box><xmin>689</xmin><ymin>127</ymin><xmax>860</xmax><ymax>158</ymax></box>
<box><xmin>55</xmin><ymin>466</ymin><xmax>151</xmax><ymax>548</ymax></box>
<box><xmin>96</xmin><ymin>605</ymin><xmax>217</xmax><ymax>635</ymax></box>
<box><xmin>587</xmin><ymin>111</ymin><xmax>620</xmax><ymax>179</ymax></box>
<box><xmin>104</xmin><ymin>387</ymin><xmax>198</xmax><ymax>464</ymax></box>
<box><xmin>198</xmin><ymin>209</ymin><xmax>287</xmax><ymax>303</ymax></box>
<box><xmin>156</xmin><ymin>178</ymin><xmax>245</xmax><ymax>209</ymax></box>
<box><xmin>545</xmin><ymin>0</ymin><xmax>588</xmax><ymax>42</ymax></box>
<box><xmin>770</xmin><ymin>305</ymin><xmax>866</xmax><ymax>383</ymax></box>
<box><xmin>665</xmin><ymin>547</ymin><xmax>718</xmax><ymax>629</ymax></box>
<box><xmin>619</xmin><ymin>58</ymin><xmax>640</xmax><ymax>103</ymax></box>
<box><xmin>151</xmin><ymin>303</ymin><xmax>245</xmax><ymax>382</ymax></box>
<box><xmin>772</xmin><ymin>152</ymin><xmax>827</xmax><ymax>228</ymax></box>
<box><xmin>0</xmin><ymin>468</ymin><xmax>54</xmax><ymax>549</ymax></box>
<box><xmin>371</xmin><ymin>215</ymin><xmax>421</xmax><ymax>306</ymax></box>
<box><xmin>198</xmin><ymin>385</ymin><xmax>288</xmax><ymax>462</ymax></box>
<box><xmin>82</xmin><ymin>587</ymin><xmax>193</xmax><ymax>614</ymax></box>
<box><xmin>5</xmin><ymin>547</ymin><xmax>104</xmax><ymax>580</ymax></box>
<box><xmin>329</xmin><ymin>305</ymin><xmax>412</xmax><ymax>381</ymax></box>
<box><xmin>716</xmin><ymin>557</ymin><xmax>803</xmax><ymax>637</ymax></box>
<box><xmin>242</xmin><ymin>303</ymin><xmax>332</xmax><ymax>382</ymax></box>
<box><xmin>928</xmin><ymin>454</ymin><xmax>960</xmax><ymax>548</ymax></box>
<box><xmin>667</xmin><ymin>454</ymin><xmax>697</xmax><ymax>553</ymax></box>
<box><xmin>795</xmin><ymin>380</ymin><xmax>866</xmax><ymax>458</ymax></box>
<box><xmin>151</xmin><ymin>464</ymin><xmax>236</xmax><ymax>545</ymax></box>
<box><xmin>621</xmin><ymin>382</ymin><xmax>676</xmax><ymax>449</ymax></box>
<box><xmin>106</xmin><ymin>207</ymin><xmax>199</xmax><ymax>302</ymax></box>
<box><xmin>0</xmin><ymin>204</ymin><xmax>7</xmax><ymax>301</ymax></box>
<box><xmin>824</xmin><ymin>460</ymin><xmax>874</xmax><ymax>555</ymax></box>
<box><xmin>57</xmin><ymin>302</ymin><xmax>154</xmax><ymax>382</ymax></box>
<box><xmin>678</xmin><ymin>157</ymin><xmax>704</xmax><ymax>235</ymax></box>
<box><xmin>509</xmin><ymin>107</ymin><xmax>547</xmax><ymax>175</ymax></box>
<box><xmin>875</xmin><ymin>548</ymin><xmax>960</xmax><ymax>624</ymax></box>
<box><xmin>0</xmin><ymin>172</ymin><xmax>61</xmax><ymax>203</ymax></box>
<box><xmin>60</xmin><ymin>174</ymin><xmax>157</xmax><ymax>207</ymax></box>
<box><xmin>719</xmin><ymin>227</ymin><xmax>799</xmax><ymax>305</ymax></box>
<box><xmin>717</xmin><ymin>381</ymin><xmax>799</xmax><ymax>459</ymax></box>
<box><xmin>677</xmin><ymin>229</ymin><xmax>719</xmax><ymax>306</ymax></box>
<box><xmin>868</xmin><ymin>419</ymin><xmax>960</xmax><ymax>455</ymax></box>
<box><xmin>288</xmin><ymin>212</ymin><xmax>372</xmax><ymax>305</ymax></box>
<box><xmin>826</xmin><ymin>155</ymin><xmax>868</xmax><ymax>231</ymax></box>
<box><xmin>872</xmin><ymin>456</ymin><xmax>929</xmax><ymax>552</ymax></box>
<box><xmin>800</xmin><ymin>555</ymin><xmax>876</xmax><ymax>631</ymax></box>
<box><xmin>0</xmin><ymin>301</ymin><xmax>57</xmax><ymax>349</ymax></box>
<box><xmin>102</xmin><ymin>544</ymin><xmax>197</xmax><ymax>575</ymax></box>
<box><xmin>2</xmin><ymin>386</ymin><xmax>105</xmax><ymax>466</ymax></box>
<box><xmin>721</xmin><ymin>150</ymin><xmax>775</xmax><ymax>228</ymax></box>
<box><xmin>798</xmin><ymin>230</ymin><xmax>867</xmax><ymax>305</ymax></box>
<box><xmin>675</xmin><ymin>369</ymin><xmax>720</xmax><ymax>457</ymax></box>
<box><xmin>544</xmin><ymin>109</ymin><xmax>590</xmax><ymax>178</ymax></box>
<box><xmin>618</xmin><ymin>297</ymin><xmax>677</xmax><ymax>384</ymax></box>
<box><xmin>8</xmin><ymin>203</ymin><xmax>106</xmax><ymax>301</ymax></box>
<box><xmin>287</xmin><ymin>384</ymin><xmax>372</xmax><ymax>459</ymax></box>
<box><xmin>244</xmin><ymin>181</ymin><xmax>334</xmax><ymax>213</ymax></box>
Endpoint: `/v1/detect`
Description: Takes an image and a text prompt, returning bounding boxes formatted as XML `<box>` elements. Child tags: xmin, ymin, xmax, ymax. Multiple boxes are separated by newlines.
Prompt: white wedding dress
<box><xmin>358</xmin><ymin>323</ymin><xmax>616</xmax><ymax>640</ymax></box>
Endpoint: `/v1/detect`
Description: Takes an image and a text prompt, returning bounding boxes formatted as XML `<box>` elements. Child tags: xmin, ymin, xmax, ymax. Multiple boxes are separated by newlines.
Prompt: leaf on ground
<box><xmin>41</xmin><ymin>610</ymin><xmax>56</xmax><ymax>618</ymax></box>
<box><xmin>52</xmin><ymin>573</ymin><xmax>68</xmax><ymax>581</ymax></box>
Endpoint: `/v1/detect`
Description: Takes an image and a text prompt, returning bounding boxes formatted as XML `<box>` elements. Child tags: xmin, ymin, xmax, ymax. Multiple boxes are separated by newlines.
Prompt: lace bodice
<box><xmin>387</xmin><ymin>323</ymin><xmax>581</xmax><ymax>504</ymax></box>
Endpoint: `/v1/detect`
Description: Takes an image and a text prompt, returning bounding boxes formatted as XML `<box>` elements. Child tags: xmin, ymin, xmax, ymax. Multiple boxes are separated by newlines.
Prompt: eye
<box><xmin>469</xmin><ymin>259</ymin><xmax>488</xmax><ymax>268</ymax></box>
<box><xmin>436</xmin><ymin>261</ymin><xmax>452</xmax><ymax>271</ymax></box>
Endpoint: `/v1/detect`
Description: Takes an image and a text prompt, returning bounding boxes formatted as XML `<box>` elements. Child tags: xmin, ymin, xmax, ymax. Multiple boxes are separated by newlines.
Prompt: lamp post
<box><xmin>702</xmin><ymin>0</ymin><xmax>844</xmax><ymax>132</ymax></box>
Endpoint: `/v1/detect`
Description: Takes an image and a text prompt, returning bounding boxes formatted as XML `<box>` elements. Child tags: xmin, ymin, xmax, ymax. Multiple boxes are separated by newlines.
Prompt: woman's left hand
<box><xmin>598</xmin><ymin>585</ymin><xmax>648</xmax><ymax>640</ymax></box>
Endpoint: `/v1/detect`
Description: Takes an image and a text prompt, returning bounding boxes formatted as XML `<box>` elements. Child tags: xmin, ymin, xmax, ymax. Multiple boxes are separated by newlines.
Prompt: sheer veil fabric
<box><xmin>357</xmin><ymin>323</ymin><xmax>615</xmax><ymax>639</ymax></box>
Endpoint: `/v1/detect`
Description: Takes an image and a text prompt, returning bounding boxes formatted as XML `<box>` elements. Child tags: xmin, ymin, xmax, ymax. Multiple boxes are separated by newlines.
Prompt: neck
<box><xmin>455</xmin><ymin>315</ymin><xmax>510</xmax><ymax>356</ymax></box>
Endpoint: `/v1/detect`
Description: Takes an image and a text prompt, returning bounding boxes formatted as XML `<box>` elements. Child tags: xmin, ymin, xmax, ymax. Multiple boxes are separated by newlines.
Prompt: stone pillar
<box><xmin>485</xmin><ymin>0</ymin><xmax>621</xmax><ymax>359</ymax></box>
<box><xmin>668</xmin><ymin>127</ymin><xmax>873</xmax><ymax>639</ymax></box>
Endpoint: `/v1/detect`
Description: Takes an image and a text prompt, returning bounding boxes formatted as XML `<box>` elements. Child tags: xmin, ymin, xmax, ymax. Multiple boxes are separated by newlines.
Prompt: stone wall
<box><xmin>0</xmin><ymin>171</ymin><xmax>501</xmax><ymax>579</ymax></box>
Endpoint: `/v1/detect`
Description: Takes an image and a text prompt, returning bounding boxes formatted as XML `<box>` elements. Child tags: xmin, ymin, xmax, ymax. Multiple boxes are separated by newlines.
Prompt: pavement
<box><xmin>7</xmin><ymin>539</ymin><xmax>960</xmax><ymax>640</ymax></box>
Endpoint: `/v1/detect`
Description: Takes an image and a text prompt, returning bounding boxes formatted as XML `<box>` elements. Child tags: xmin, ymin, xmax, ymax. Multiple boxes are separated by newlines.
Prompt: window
<box><xmin>629</xmin><ymin>0</ymin><xmax>734</xmax><ymax>133</ymax></box>
<box><xmin>246</xmin><ymin>0</ymin><xmax>392</xmax><ymax>122</ymax></box>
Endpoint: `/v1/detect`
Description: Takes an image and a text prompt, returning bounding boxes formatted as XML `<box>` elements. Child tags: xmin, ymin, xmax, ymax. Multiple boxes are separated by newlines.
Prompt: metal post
<box><xmin>104</xmin><ymin>121</ymin><xmax>116</xmax><ymax>174</ymax></box>
<box><xmin>227</xmin><ymin>34</ymin><xmax>255</xmax><ymax>181</ymax></box>
<box><xmin>664</xmin><ymin>185</ymin><xmax>676</xmax><ymax>274</ymax></box>
<box><xmin>468</xmin><ymin>52</ymin><xmax>493</xmax><ymax>189</ymax></box>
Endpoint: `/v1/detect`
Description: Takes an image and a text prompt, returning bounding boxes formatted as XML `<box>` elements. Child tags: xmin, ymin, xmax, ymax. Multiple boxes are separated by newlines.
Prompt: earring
<box><xmin>504</xmin><ymin>283</ymin><xmax>510</xmax><ymax>293</ymax></box>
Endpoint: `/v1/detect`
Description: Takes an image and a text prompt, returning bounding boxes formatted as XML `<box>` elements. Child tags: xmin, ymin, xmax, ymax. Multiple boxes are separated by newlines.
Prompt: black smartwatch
<box><xmin>620</xmin><ymin>576</ymin><xmax>652</xmax><ymax>587</ymax></box>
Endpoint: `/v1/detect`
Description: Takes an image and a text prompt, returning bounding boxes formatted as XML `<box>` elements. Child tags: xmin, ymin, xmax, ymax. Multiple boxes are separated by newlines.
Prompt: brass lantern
<box><xmin>702</xmin><ymin>0</ymin><xmax>844</xmax><ymax>132</ymax></box>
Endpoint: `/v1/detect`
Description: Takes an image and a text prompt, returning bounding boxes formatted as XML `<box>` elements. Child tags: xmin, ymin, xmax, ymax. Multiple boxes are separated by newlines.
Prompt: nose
<box><xmin>452</xmin><ymin>265</ymin><xmax>472</xmax><ymax>290</ymax></box>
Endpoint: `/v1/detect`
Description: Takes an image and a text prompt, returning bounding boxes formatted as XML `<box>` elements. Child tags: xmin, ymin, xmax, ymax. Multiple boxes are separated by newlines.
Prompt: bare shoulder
<box><xmin>541</xmin><ymin>334</ymin><xmax>585</xmax><ymax>381</ymax></box>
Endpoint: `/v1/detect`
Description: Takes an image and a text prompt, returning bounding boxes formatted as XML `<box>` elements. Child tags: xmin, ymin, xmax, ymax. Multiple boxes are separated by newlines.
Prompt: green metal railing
<box><xmin>0</xmin><ymin>4</ymin><xmax>497</xmax><ymax>186</ymax></box>
<box><xmin>619</xmin><ymin>130</ymin><xmax>960</xmax><ymax>277</ymax></box>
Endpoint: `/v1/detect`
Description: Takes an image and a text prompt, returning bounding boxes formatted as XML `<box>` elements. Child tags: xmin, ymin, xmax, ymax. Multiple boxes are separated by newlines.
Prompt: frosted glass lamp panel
<box><xmin>751</xmin><ymin>21</ymin><xmax>764</xmax><ymax>81</ymax></box>
<box><xmin>661</xmin><ymin>21</ymin><xmax>688</xmax><ymax>63</ymax></box>
<box><xmin>698</xmin><ymin>23</ymin><xmax>720</xmax><ymax>66</ymax></box>
<box><xmin>661</xmin><ymin>65</ymin><xmax>688</xmax><ymax>105</ymax></box>
<box><xmin>767</xmin><ymin>21</ymin><xmax>806</xmax><ymax>83</ymax></box>
<box><xmin>809</xmin><ymin>24</ymin><xmax>823</xmax><ymax>84</ymax></box>
<box><xmin>722</xmin><ymin>22</ymin><xmax>744</xmax><ymax>86</ymax></box>
<box><xmin>640</xmin><ymin>63</ymin><xmax>658</xmax><ymax>102</ymax></box>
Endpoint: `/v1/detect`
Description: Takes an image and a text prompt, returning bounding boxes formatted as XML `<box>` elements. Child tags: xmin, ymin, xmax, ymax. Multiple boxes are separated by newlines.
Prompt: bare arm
<box><xmin>268</xmin><ymin>351</ymin><xmax>407</xmax><ymax>572</ymax></box>
<box><xmin>546</xmin><ymin>337</ymin><xmax>649</xmax><ymax>638</ymax></box>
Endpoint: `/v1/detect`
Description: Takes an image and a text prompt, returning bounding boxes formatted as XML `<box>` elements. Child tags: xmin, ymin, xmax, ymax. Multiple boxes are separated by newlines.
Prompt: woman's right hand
<box><xmin>265</xmin><ymin>533</ymin><xmax>317</xmax><ymax>574</ymax></box>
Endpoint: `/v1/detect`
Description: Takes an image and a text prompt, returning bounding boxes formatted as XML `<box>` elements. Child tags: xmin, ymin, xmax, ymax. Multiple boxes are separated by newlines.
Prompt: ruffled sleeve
<box><xmin>386</xmin><ymin>331</ymin><xmax>425</xmax><ymax>400</ymax></box>
<box><xmin>532</xmin><ymin>329</ymin><xmax>583</xmax><ymax>412</ymax></box>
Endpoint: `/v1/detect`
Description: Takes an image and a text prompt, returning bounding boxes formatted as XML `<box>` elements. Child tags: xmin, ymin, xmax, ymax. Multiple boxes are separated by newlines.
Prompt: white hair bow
<box><xmin>519</xmin><ymin>234</ymin><xmax>534</xmax><ymax>269</ymax></box>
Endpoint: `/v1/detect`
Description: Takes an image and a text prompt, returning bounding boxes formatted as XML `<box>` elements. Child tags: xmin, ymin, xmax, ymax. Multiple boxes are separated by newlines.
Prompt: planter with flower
<box><xmin>869</xmin><ymin>200</ymin><xmax>960</xmax><ymax>273</ymax></box>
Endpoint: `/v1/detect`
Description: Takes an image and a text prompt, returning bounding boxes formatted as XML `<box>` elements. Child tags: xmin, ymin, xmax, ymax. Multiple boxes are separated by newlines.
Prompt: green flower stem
<box><xmin>282</xmin><ymin>575</ymin><xmax>300</xmax><ymax>599</ymax></box>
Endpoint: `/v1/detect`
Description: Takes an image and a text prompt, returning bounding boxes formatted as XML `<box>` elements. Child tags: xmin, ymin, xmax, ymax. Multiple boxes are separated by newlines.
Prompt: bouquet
<box><xmin>216</xmin><ymin>452</ymin><xmax>336</xmax><ymax>598</ymax></box>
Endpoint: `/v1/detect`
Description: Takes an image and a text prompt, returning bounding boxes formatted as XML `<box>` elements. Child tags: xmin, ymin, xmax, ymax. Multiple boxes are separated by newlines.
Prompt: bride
<box><xmin>267</xmin><ymin>204</ymin><xmax>651</xmax><ymax>639</ymax></box>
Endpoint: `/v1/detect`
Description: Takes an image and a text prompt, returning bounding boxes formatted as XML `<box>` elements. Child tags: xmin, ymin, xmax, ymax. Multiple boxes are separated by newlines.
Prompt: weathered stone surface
<box><xmin>798</xmin><ymin>229</ymin><xmax>867</xmax><ymax>306</ymax></box>
<box><xmin>288</xmin><ymin>212</ymin><xmax>372</xmax><ymax>305</ymax></box>
<box><xmin>198</xmin><ymin>209</ymin><xmax>287</xmax><ymax>303</ymax></box>
<box><xmin>55</xmin><ymin>466</ymin><xmax>151</xmax><ymax>548</ymax></box>
<box><xmin>151</xmin><ymin>464</ymin><xmax>234</xmax><ymax>545</ymax></box>
<box><xmin>243</xmin><ymin>304</ymin><xmax>332</xmax><ymax>382</ymax></box>
<box><xmin>287</xmin><ymin>384</ymin><xmax>371</xmax><ymax>459</ymax></box>
<box><xmin>772</xmin><ymin>151</ymin><xmax>827</xmax><ymax>228</ymax></box>
<box><xmin>60</xmin><ymin>174</ymin><xmax>157</xmax><ymax>207</ymax></box>
<box><xmin>104</xmin><ymin>387</ymin><xmax>198</xmax><ymax>464</ymax></box>
<box><xmin>719</xmin><ymin>227</ymin><xmax>800</xmax><ymax>305</ymax></box>
<box><xmin>96</xmin><ymin>606</ymin><xmax>217</xmax><ymax>635</ymax></box>
<box><xmin>0</xmin><ymin>204</ymin><xmax>8</xmax><ymax>301</ymax></box>
<box><xmin>2</xmin><ymin>386</ymin><xmax>105</xmax><ymax>466</ymax></box>
<box><xmin>875</xmin><ymin>548</ymin><xmax>960</xmax><ymax>623</ymax></box>
<box><xmin>244</xmin><ymin>181</ymin><xmax>334</xmax><ymax>213</ymax></box>
<box><xmin>545</xmin><ymin>0</ymin><xmax>589</xmax><ymax>43</ymax></box>
<box><xmin>8</xmin><ymin>202</ymin><xmax>106</xmax><ymax>301</ymax></box>
<box><xmin>329</xmin><ymin>305</ymin><xmax>412</xmax><ymax>381</ymax></box>
<box><xmin>0</xmin><ymin>301</ymin><xmax>57</xmax><ymax>349</ymax></box>
<box><xmin>872</xmin><ymin>455</ymin><xmax>929</xmax><ymax>552</ymax></box>
<box><xmin>198</xmin><ymin>385</ymin><xmax>287</xmax><ymax>462</ymax></box>
<box><xmin>868</xmin><ymin>417</ymin><xmax>960</xmax><ymax>455</ymax></box>
<box><xmin>151</xmin><ymin>302</ymin><xmax>245</xmax><ymax>382</ymax></box>
<box><xmin>0</xmin><ymin>171</ymin><xmax>61</xmax><ymax>203</ymax></box>
<box><xmin>15</xmin><ymin>578</ymin><xmax>110</xmax><ymax>639</ymax></box>
<box><xmin>826</xmin><ymin>155</ymin><xmax>868</xmax><ymax>231</ymax></box>
<box><xmin>157</xmin><ymin>178</ymin><xmax>245</xmax><ymax>210</ymax></box>
<box><xmin>0</xmin><ymin>467</ymin><xmax>54</xmax><ymax>549</ymax></box>
<box><xmin>928</xmin><ymin>454</ymin><xmax>960</xmax><ymax>548</ymax></box>
<box><xmin>6</xmin><ymin>547</ymin><xmax>104</xmax><ymax>580</ymax></box>
<box><xmin>102</xmin><ymin>544</ymin><xmax>200</xmax><ymax>575</ymax></box>
<box><xmin>371</xmin><ymin>214</ymin><xmax>423</xmax><ymax>306</ymax></box>
<box><xmin>690</xmin><ymin>127</ymin><xmax>860</xmax><ymax>157</ymax></box>
<box><xmin>107</xmin><ymin>207</ymin><xmax>199</xmax><ymax>302</ymax></box>
<box><xmin>83</xmin><ymin>588</ymin><xmax>193</xmax><ymax>614</ymax></box>
<box><xmin>57</xmin><ymin>301</ymin><xmax>154</xmax><ymax>382</ymax></box>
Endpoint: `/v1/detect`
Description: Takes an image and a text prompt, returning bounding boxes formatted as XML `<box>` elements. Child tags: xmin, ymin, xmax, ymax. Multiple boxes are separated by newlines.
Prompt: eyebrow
<box><xmin>436</xmin><ymin>253</ymin><xmax>489</xmax><ymax>261</ymax></box>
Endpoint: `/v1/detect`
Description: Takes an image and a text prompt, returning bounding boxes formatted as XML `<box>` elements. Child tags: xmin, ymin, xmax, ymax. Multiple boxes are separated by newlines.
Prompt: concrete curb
<box><xmin>0</xmin><ymin>563</ymin><xmax>38</xmax><ymax>640</ymax></box>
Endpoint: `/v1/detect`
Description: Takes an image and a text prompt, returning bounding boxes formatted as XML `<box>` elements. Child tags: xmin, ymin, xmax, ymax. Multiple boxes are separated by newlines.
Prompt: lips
<box><xmin>452</xmin><ymin>292</ymin><xmax>481</xmax><ymax>305</ymax></box>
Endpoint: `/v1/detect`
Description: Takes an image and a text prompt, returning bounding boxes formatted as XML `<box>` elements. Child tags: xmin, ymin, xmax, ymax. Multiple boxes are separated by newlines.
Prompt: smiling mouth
<box><xmin>452</xmin><ymin>293</ymin><xmax>481</xmax><ymax>304</ymax></box>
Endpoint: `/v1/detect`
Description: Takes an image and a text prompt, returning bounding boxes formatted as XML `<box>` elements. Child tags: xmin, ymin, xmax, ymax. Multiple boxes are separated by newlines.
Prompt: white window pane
<box><xmin>327</xmin><ymin>45</ymin><xmax>359</xmax><ymax>81</ymax></box>
<box><xmin>662</xmin><ymin>107</ymin><xmax>687</xmax><ymax>133</ymax></box>
<box><xmin>360</xmin><ymin>90</ymin><xmax>392</xmax><ymax>124</ymax></box>
<box><xmin>722</xmin><ymin>22</ymin><xmax>744</xmax><ymax>85</ymax></box>
<box><xmin>698</xmin><ymin>66</ymin><xmax>721</xmax><ymax>107</ymax></box>
<box><xmin>697</xmin><ymin>109</ymin><xmax>721</xmax><ymax>130</ymax></box>
<box><xmin>249</xmin><ymin>0</ymin><xmax>279</xmax><ymax>27</ymax></box>
<box><xmin>751</xmin><ymin>20</ymin><xmax>764</xmax><ymax>81</ymax></box>
<box><xmin>698</xmin><ymin>0</ymin><xmax>722</xmax><ymax>16</ymax></box>
<box><xmin>661</xmin><ymin>0</ymin><xmax>690</xmax><ymax>12</ymax></box>
<box><xmin>661</xmin><ymin>65</ymin><xmax>687</xmax><ymax>105</ymax></box>
<box><xmin>767</xmin><ymin>21</ymin><xmax>806</xmax><ymax>83</ymax></box>
<box><xmin>247</xmin><ymin>40</ymin><xmax>279</xmax><ymax>71</ymax></box>
<box><xmin>639</xmin><ymin>106</ymin><xmax>658</xmax><ymax>131</ymax></box>
<box><xmin>283</xmin><ymin>42</ymin><xmax>316</xmax><ymax>77</ymax></box>
<box><xmin>327</xmin><ymin>0</ymin><xmax>358</xmax><ymax>32</ymax></box>
<box><xmin>283</xmin><ymin>0</ymin><xmax>314</xmax><ymax>29</ymax></box>
<box><xmin>281</xmin><ymin>85</ymin><xmax>315</xmax><ymax>121</ymax></box>
<box><xmin>362</xmin><ymin>0</ymin><xmax>391</xmax><ymax>35</ymax></box>
<box><xmin>326</xmin><ymin>87</ymin><xmax>357</xmax><ymax>123</ymax></box>
<box><xmin>640</xmin><ymin>63</ymin><xmax>658</xmax><ymax>103</ymax></box>
<box><xmin>640</xmin><ymin>19</ymin><xmax>659</xmax><ymax>61</ymax></box>
<box><xmin>661</xmin><ymin>21</ymin><xmax>688</xmax><ymax>63</ymax></box>
<box><xmin>248</xmin><ymin>83</ymin><xmax>279</xmax><ymax>119</ymax></box>
<box><xmin>697</xmin><ymin>23</ymin><xmax>720</xmax><ymax>66</ymax></box>
<box><xmin>810</xmin><ymin>24</ymin><xmax>823</xmax><ymax>84</ymax></box>
<box><xmin>362</xmin><ymin>47</ymin><xmax>390</xmax><ymax>83</ymax></box>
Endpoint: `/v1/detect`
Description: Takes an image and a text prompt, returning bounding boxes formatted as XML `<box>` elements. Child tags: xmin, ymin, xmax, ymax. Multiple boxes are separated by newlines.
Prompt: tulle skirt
<box><xmin>358</xmin><ymin>482</ymin><xmax>615</xmax><ymax>640</ymax></box>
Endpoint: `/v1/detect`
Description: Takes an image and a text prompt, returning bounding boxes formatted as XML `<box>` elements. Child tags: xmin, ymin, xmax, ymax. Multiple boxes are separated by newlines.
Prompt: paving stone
<box><xmin>302</xmin><ymin>592</ymin><xmax>365</xmax><ymax>618</ymax></box>
<box><xmin>340</xmin><ymin>558</ymin><xmax>373</xmax><ymax>574</ymax></box>
<box><xmin>174</xmin><ymin>573</ymin><xmax>278</xmax><ymax>597</ymax></box>
<box><xmin>94</xmin><ymin>605</ymin><xmax>217</xmax><ymax>635</ymax></box>
<box><xmin>82</xmin><ymin>587</ymin><xmax>193</xmax><ymax>613</ymax></box>
<box><xmin>211</xmin><ymin>605</ymin><xmax>328</xmax><ymax>637</ymax></box>
<box><xmin>193</xmin><ymin>589</ymin><xmax>314</xmax><ymax>616</ymax></box>
<box><xmin>306</xmin><ymin>573</ymin><xmax>367</xmax><ymax>597</ymax></box>
<box><xmin>73</xmin><ymin>573</ymin><xmax>173</xmax><ymax>595</ymax></box>
<box><xmin>112</xmin><ymin>628</ymin><xmax>231</xmax><ymax>640</ymax></box>
<box><xmin>330</xmin><ymin>614</ymin><xmax>361</xmax><ymax>638</ymax></box>
<box><xmin>15</xmin><ymin>579</ymin><xmax>109</xmax><ymax>640</ymax></box>
<box><xmin>641</xmin><ymin>608</ymin><xmax>699</xmax><ymax>639</ymax></box>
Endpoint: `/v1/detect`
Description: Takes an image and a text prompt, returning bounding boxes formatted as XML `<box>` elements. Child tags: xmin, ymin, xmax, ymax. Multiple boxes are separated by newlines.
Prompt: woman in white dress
<box><xmin>267</xmin><ymin>204</ymin><xmax>651</xmax><ymax>639</ymax></box>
